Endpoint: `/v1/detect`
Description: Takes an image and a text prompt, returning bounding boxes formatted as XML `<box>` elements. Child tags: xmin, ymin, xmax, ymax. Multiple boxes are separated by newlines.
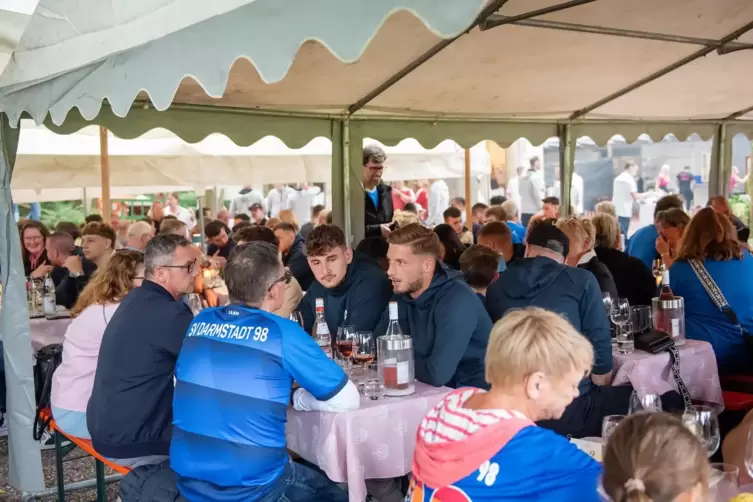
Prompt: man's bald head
<box><xmin>126</xmin><ymin>220</ymin><xmax>154</xmax><ymax>251</ymax></box>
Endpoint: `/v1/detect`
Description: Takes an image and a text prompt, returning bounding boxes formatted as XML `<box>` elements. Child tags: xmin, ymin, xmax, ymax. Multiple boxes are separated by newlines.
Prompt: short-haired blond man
<box><xmin>381</xmin><ymin>224</ymin><xmax>491</xmax><ymax>389</ymax></box>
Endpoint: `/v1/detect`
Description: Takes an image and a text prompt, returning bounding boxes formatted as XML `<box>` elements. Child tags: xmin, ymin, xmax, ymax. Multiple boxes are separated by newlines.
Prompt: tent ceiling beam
<box><xmin>723</xmin><ymin>105</ymin><xmax>753</xmax><ymax>121</ymax></box>
<box><xmin>569</xmin><ymin>19</ymin><xmax>753</xmax><ymax>120</ymax></box>
<box><xmin>345</xmin><ymin>0</ymin><xmax>511</xmax><ymax>116</ymax></box>
<box><xmin>480</xmin><ymin>0</ymin><xmax>598</xmax><ymax>31</ymax></box>
<box><xmin>484</xmin><ymin>17</ymin><xmax>753</xmax><ymax>52</ymax></box>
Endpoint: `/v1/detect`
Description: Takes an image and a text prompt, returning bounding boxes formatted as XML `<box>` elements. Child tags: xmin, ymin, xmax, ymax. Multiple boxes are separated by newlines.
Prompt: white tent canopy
<box><xmin>12</xmin><ymin>121</ymin><xmax>491</xmax><ymax>202</ymax></box>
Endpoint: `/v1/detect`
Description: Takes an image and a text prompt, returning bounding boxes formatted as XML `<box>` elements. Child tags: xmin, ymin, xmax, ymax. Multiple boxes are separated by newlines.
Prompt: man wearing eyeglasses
<box><xmin>172</xmin><ymin>241</ymin><xmax>358</xmax><ymax>501</ymax></box>
<box><xmin>87</xmin><ymin>234</ymin><xmax>198</xmax><ymax>469</ymax></box>
<box><xmin>363</xmin><ymin>144</ymin><xmax>394</xmax><ymax>238</ymax></box>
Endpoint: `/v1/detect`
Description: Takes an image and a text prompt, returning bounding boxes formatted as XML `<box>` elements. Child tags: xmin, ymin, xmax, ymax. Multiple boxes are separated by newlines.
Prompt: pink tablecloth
<box><xmin>0</xmin><ymin>317</ymin><xmax>71</xmax><ymax>352</ymax></box>
<box><xmin>612</xmin><ymin>339</ymin><xmax>723</xmax><ymax>412</ymax></box>
<box><xmin>286</xmin><ymin>382</ymin><xmax>450</xmax><ymax>502</ymax></box>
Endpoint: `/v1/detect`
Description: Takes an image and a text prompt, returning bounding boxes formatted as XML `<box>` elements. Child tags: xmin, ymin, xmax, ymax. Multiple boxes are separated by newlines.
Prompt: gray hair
<box><xmin>144</xmin><ymin>234</ymin><xmax>192</xmax><ymax>278</ymax></box>
<box><xmin>363</xmin><ymin>144</ymin><xmax>387</xmax><ymax>166</ymax></box>
<box><xmin>225</xmin><ymin>241</ymin><xmax>282</xmax><ymax>306</ymax></box>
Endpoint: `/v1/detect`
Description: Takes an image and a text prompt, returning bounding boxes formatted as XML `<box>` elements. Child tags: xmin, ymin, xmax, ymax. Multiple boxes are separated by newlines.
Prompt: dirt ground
<box><xmin>0</xmin><ymin>437</ymin><xmax>120</xmax><ymax>501</ymax></box>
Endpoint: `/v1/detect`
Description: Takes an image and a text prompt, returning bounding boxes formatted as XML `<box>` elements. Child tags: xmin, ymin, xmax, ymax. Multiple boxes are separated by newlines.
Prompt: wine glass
<box><xmin>627</xmin><ymin>391</ymin><xmax>662</xmax><ymax>414</ymax></box>
<box><xmin>744</xmin><ymin>428</ymin><xmax>753</xmax><ymax>480</ymax></box>
<box><xmin>352</xmin><ymin>331</ymin><xmax>376</xmax><ymax>385</ymax></box>
<box><xmin>336</xmin><ymin>325</ymin><xmax>357</xmax><ymax>374</ymax></box>
<box><xmin>682</xmin><ymin>405</ymin><xmax>721</xmax><ymax>457</ymax></box>
<box><xmin>708</xmin><ymin>463</ymin><xmax>739</xmax><ymax>502</ymax></box>
<box><xmin>288</xmin><ymin>311</ymin><xmax>304</xmax><ymax>328</ymax></box>
<box><xmin>610</xmin><ymin>298</ymin><xmax>631</xmax><ymax>343</ymax></box>
<box><xmin>602</xmin><ymin>292</ymin><xmax>613</xmax><ymax>313</ymax></box>
<box><xmin>602</xmin><ymin>415</ymin><xmax>625</xmax><ymax>441</ymax></box>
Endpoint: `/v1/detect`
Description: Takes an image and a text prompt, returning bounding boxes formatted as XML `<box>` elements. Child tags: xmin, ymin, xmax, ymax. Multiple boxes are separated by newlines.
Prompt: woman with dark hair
<box><xmin>433</xmin><ymin>223</ymin><xmax>466</xmax><ymax>270</ymax></box>
<box><xmin>670</xmin><ymin>207</ymin><xmax>753</xmax><ymax>375</ymax></box>
<box><xmin>654</xmin><ymin>207</ymin><xmax>690</xmax><ymax>268</ymax></box>
<box><xmin>51</xmin><ymin>250</ymin><xmax>145</xmax><ymax>439</ymax></box>
<box><xmin>20</xmin><ymin>220</ymin><xmax>51</xmax><ymax>278</ymax></box>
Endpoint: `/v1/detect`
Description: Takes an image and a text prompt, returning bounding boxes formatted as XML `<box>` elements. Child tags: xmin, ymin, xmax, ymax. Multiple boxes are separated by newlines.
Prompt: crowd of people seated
<box><xmin>2</xmin><ymin>150</ymin><xmax>751</xmax><ymax>500</ymax></box>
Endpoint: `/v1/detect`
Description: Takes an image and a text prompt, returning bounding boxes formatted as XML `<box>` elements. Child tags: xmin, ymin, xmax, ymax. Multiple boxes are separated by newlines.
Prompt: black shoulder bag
<box><xmin>32</xmin><ymin>343</ymin><xmax>63</xmax><ymax>440</ymax></box>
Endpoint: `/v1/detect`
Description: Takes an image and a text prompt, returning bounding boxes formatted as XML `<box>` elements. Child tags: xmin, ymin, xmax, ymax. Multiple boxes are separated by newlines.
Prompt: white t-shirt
<box><xmin>165</xmin><ymin>205</ymin><xmax>196</xmax><ymax>229</ymax></box>
<box><xmin>612</xmin><ymin>171</ymin><xmax>638</xmax><ymax>218</ymax></box>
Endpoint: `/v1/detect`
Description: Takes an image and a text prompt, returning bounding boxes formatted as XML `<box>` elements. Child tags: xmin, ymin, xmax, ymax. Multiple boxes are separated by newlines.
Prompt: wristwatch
<box><xmin>68</xmin><ymin>270</ymin><xmax>84</xmax><ymax>278</ymax></box>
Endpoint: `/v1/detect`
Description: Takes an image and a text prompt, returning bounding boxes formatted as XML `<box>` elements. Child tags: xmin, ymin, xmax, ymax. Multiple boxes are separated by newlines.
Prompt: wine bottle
<box><xmin>658</xmin><ymin>269</ymin><xmax>674</xmax><ymax>301</ymax></box>
<box><xmin>312</xmin><ymin>298</ymin><xmax>332</xmax><ymax>358</ymax></box>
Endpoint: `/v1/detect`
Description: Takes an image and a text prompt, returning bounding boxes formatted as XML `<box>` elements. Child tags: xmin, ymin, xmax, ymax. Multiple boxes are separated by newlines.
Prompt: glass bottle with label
<box><xmin>377</xmin><ymin>302</ymin><xmax>416</xmax><ymax>396</ymax></box>
<box><xmin>312</xmin><ymin>298</ymin><xmax>332</xmax><ymax>358</ymax></box>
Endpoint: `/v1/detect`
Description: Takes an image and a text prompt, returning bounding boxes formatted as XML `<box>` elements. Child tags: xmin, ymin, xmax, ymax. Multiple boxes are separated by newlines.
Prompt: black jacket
<box><xmin>365</xmin><ymin>183</ymin><xmax>394</xmax><ymax>238</ymax></box>
<box><xmin>594</xmin><ymin>246</ymin><xmax>656</xmax><ymax>307</ymax></box>
<box><xmin>578</xmin><ymin>256</ymin><xmax>619</xmax><ymax>301</ymax></box>
<box><xmin>283</xmin><ymin>234</ymin><xmax>314</xmax><ymax>291</ymax></box>
<box><xmin>87</xmin><ymin>281</ymin><xmax>193</xmax><ymax>459</ymax></box>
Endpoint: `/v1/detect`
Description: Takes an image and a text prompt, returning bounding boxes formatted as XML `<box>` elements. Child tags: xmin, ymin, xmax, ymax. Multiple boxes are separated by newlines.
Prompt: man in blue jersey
<box><xmin>300</xmin><ymin>224</ymin><xmax>392</xmax><ymax>335</ymax></box>
<box><xmin>171</xmin><ymin>241</ymin><xmax>358</xmax><ymax>501</ymax></box>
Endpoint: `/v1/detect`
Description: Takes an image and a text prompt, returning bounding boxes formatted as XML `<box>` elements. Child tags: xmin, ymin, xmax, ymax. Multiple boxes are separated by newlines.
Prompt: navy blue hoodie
<box><xmin>300</xmin><ymin>252</ymin><xmax>392</xmax><ymax>335</ymax></box>
<box><xmin>283</xmin><ymin>234</ymin><xmax>314</xmax><ymax>291</ymax></box>
<box><xmin>486</xmin><ymin>256</ymin><xmax>612</xmax><ymax>394</ymax></box>
<box><xmin>375</xmin><ymin>264</ymin><xmax>491</xmax><ymax>389</ymax></box>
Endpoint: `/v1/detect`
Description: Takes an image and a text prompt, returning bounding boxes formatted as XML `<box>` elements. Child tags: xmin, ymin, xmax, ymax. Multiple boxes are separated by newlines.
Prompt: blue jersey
<box><xmin>171</xmin><ymin>305</ymin><xmax>348</xmax><ymax>501</ymax></box>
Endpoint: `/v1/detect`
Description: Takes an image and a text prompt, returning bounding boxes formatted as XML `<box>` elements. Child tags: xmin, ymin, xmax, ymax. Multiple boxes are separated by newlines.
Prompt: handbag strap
<box><xmin>666</xmin><ymin>344</ymin><xmax>693</xmax><ymax>411</ymax></box>
<box><xmin>688</xmin><ymin>258</ymin><xmax>746</xmax><ymax>335</ymax></box>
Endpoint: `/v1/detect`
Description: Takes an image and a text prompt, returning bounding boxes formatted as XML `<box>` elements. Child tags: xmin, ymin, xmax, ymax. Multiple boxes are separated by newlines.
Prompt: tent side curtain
<box><xmin>45</xmin><ymin>106</ymin><xmax>334</xmax><ymax>147</ymax></box>
<box><xmin>570</xmin><ymin>122</ymin><xmax>718</xmax><ymax>145</ymax></box>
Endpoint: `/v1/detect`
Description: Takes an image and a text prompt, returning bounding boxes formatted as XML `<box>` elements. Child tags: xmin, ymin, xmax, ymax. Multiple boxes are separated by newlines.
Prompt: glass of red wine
<box><xmin>336</xmin><ymin>325</ymin><xmax>357</xmax><ymax>375</ymax></box>
<box><xmin>352</xmin><ymin>331</ymin><xmax>376</xmax><ymax>385</ymax></box>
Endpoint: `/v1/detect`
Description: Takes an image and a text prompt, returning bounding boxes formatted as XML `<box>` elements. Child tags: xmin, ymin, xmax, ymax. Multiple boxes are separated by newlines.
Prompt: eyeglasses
<box><xmin>158</xmin><ymin>258</ymin><xmax>197</xmax><ymax>275</ymax></box>
<box><xmin>268</xmin><ymin>269</ymin><xmax>292</xmax><ymax>292</ymax></box>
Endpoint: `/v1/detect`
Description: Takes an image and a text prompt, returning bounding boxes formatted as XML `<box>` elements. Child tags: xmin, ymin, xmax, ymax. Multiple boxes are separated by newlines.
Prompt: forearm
<box><xmin>293</xmin><ymin>380</ymin><xmax>360</xmax><ymax>412</ymax></box>
<box><xmin>591</xmin><ymin>371</ymin><xmax>613</xmax><ymax>386</ymax></box>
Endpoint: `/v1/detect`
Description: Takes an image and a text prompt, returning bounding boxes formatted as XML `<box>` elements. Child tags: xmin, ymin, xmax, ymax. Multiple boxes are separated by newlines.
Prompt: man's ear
<box><xmin>344</xmin><ymin>247</ymin><xmax>353</xmax><ymax>264</ymax></box>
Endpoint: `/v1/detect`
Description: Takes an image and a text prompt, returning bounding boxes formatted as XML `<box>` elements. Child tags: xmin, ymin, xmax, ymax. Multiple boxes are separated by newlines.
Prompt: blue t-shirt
<box><xmin>366</xmin><ymin>188</ymin><xmax>379</xmax><ymax>209</ymax></box>
<box><xmin>670</xmin><ymin>253</ymin><xmax>753</xmax><ymax>375</ymax></box>
<box><xmin>626</xmin><ymin>224</ymin><xmax>658</xmax><ymax>270</ymax></box>
<box><xmin>409</xmin><ymin>427</ymin><xmax>602</xmax><ymax>502</ymax></box>
<box><xmin>171</xmin><ymin>305</ymin><xmax>348</xmax><ymax>501</ymax></box>
<box><xmin>507</xmin><ymin>220</ymin><xmax>526</xmax><ymax>244</ymax></box>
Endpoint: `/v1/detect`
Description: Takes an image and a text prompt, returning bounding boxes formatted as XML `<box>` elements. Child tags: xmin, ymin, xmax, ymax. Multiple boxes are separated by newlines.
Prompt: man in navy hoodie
<box><xmin>300</xmin><ymin>225</ymin><xmax>392</xmax><ymax>335</ymax></box>
<box><xmin>486</xmin><ymin>224</ymin><xmax>682</xmax><ymax>438</ymax></box>
<box><xmin>376</xmin><ymin>224</ymin><xmax>491</xmax><ymax>389</ymax></box>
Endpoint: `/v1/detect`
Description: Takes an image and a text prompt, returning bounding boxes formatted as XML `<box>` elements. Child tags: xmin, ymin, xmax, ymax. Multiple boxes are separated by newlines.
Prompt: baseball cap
<box><xmin>249</xmin><ymin>203</ymin><xmax>264</xmax><ymax>212</ymax></box>
<box><xmin>527</xmin><ymin>223</ymin><xmax>569</xmax><ymax>257</ymax></box>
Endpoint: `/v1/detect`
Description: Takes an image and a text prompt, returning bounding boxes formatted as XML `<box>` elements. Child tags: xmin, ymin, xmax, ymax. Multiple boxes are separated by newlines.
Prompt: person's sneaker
<box><xmin>39</xmin><ymin>428</ymin><xmax>70</xmax><ymax>451</ymax></box>
<box><xmin>0</xmin><ymin>413</ymin><xmax>7</xmax><ymax>438</ymax></box>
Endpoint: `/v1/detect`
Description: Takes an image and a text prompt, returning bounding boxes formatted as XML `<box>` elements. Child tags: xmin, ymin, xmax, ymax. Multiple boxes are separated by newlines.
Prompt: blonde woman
<box><xmin>409</xmin><ymin>308</ymin><xmax>602</xmax><ymax>501</ymax></box>
<box><xmin>603</xmin><ymin>412</ymin><xmax>708</xmax><ymax>502</ymax></box>
<box><xmin>392</xmin><ymin>209</ymin><xmax>420</xmax><ymax>228</ymax></box>
<box><xmin>557</xmin><ymin>217</ymin><xmax>618</xmax><ymax>300</ymax></box>
<box><xmin>591</xmin><ymin>213</ymin><xmax>656</xmax><ymax>306</ymax></box>
<box><xmin>51</xmin><ymin>251</ymin><xmax>145</xmax><ymax>439</ymax></box>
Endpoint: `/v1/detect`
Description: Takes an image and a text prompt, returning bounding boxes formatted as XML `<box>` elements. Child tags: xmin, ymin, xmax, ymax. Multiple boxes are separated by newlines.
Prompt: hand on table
<box><xmin>30</xmin><ymin>262</ymin><xmax>53</xmax><ymax>279</ymax></box>
<box><xmin>63</xmin><ymin>255</ymin><xmax>83</xmax><ymax>275</ymax></box>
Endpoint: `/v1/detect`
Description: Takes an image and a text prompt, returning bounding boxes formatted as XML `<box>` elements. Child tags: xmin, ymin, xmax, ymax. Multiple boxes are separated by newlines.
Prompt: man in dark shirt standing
<box><xmin>87</xmin><ymin>234</ymin><xmax>197</xmax><ymax>468</ymax></box>
<box><xmin>676</xmin><ymin>166</ymin><xmax>695</xmax><ymax>210</ymax></box>
<box><xmin>363</xmin><ymin>145</ymin><xmax>394</xmax><ymax>238</ymax></box>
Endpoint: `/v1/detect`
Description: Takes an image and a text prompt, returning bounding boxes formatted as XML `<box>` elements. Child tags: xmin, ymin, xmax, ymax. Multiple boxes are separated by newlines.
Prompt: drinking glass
<box><xmin>610</xmin><ymin>298</ymin><xmax>631</xmax><ymax>327</ymax></box>
<box><xmin>185</xmin><ymin>293</ymin><xmax>203</xmax><ymax>316</ymax></box>
<box><xmin>745</xmin><ymin>429</ymin><xmax>753</xmax><ymax>481</ymax></box>
<box><xmin>627</xmin><ymin>391</ymin><xmax>662</xmax><ymax>414</ymax></box>
<box><xmin>602</xmin><ymin>292</ymin><xmax>614</xmax><ymax>313</ymax></box>
<box><xmin>336</xmin><ymin>325</ymin><xmax>357</xmax><ymax>374</ymax></box>
<box><xmin>602</xmin><ymin>415</ymin><xmax>625</xmax><ymax>441</ymax></box>
<box><xmin>352</xmin><ymin>331</ymin><xmax>376</xmax><ymax>384</ymax></box>
<box><xmin>288</xmin><ymin>311</ymin><xmax>304</xmax><ymax>328</ymax></box>
<box><xmin>708</xmin><ymin>463</ymin><xmax>739</xmax><ymax>502</ymax></box>
<box><xmin>363</xmin><ymin>363</ymin><xmax>385</xmax><ymax>400</ymax></box>
<box><xmin>682</xmin><ymin>405</ymin><xmax>721</xmax><ymax>457</ymax></box>
<box><xmin>616</xmin><ymin>320</ymin><xmax>635</xmax><ymax>355</ymax></box>
<box><xmin>630</xmin><ymin>306</ymin><xmax>652</xmax><ymax>334</ymax></box>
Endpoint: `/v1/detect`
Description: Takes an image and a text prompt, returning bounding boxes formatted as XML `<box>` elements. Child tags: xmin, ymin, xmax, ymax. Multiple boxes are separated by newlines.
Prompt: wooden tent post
<box><xmin>464</xmin><ymin>148</ymin><xmax>472</xmax><ymax>225</ymax></box>
<box><xmin>99</xmin><ymin>127</ymin><xmax>111</xmax><ymax>222</ymax></box>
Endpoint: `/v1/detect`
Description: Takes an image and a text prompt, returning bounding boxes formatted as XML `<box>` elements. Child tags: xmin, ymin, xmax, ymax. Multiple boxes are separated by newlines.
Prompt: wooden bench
<box><xmin>39</xmin><ymin>409</ymin><xmax>131</xmax><ymax>501</ymax></box>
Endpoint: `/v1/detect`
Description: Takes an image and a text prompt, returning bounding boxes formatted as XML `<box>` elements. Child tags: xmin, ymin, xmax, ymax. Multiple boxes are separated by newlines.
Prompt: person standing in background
<box><xmin>612</xmin><ymin>162</ymin><xmax>647</xmax><ymax>237</ymax></box>
<box><xmin>363</xmin><ymin>144</ymin><xmax>394</xmax><ymax>238</ymax></box>
<box><xmin>414</xmin><ymin>180</ymin><xmax>429</xmax><ymax>215</ymax></box>
<box><xmin>676</xmin><ymin>166</ymin><xmax>695</xmax><ymax>210</ymax></box>
<box><xmin>289</xmin><ymin>184</ymin><xmax>322</xmax><ymax>228</ymax></box>
<box><xmin>391</xmin><ymin>180</ymin><xmax>415</xmax><ymax>212</ymax></box>
<box><xmin>518</xmin><ymin>157</ymin><xmax>545</xmax><ymax>227</ymax></box>
<box><xmin>266</xmin><ymin>184</ymin><xmax>295</xmax><ymax>218</ymax></box>
<box><xmin>299</xmin><ymin>204</ymin><xmax>325</xmax><ymax>241</ymax></box>
<box><xmin>506</xmin><ymin>166</ymin><xmax>524</xmax><ymax>211</ymax></box>
<box><xmin>427</xmin><ymin>179</ymin><xmax>450</xmax><ymax>227</ymax></box>
<box><xmin>229</xmin><ymin>185</ymin><xmax>264</xmax><ymax>220</ymax></box>
<box><xmin>164</xmin><ymin>192</ymin><xmax>196</xmax><ymax>230</ymax></box>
